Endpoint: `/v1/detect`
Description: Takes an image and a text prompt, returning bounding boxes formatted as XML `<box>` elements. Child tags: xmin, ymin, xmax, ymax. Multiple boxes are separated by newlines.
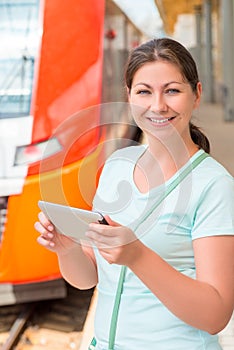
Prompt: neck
<box><xmin>144</xmin><ymin>133</ymin><xmax>199</xmax><ymax>171</ymax></box>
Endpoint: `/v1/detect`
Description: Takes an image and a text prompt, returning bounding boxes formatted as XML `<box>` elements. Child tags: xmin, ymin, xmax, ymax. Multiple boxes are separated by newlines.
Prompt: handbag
<box><xmin>88</xmin><ymin>151</ymin><xmax>209</xmax><ymax>350</ymax></box>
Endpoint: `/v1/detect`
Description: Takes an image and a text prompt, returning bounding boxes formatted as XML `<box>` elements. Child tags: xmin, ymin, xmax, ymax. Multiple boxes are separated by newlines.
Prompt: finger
<box><xmin>85</xmin><ymin>229</ymin><xmax>120</xmax><ymax>249</ymax></box>
<box><xmin>85</xmin><ymin>229</ymin><xmax>104</xmax><ymax>241</ymax></box>
<box><xmin>98</xmin><ymin>250</ymin><xmax>114</xmax><ymax>264</ymax></box>
<box><xmin>34</xmin><ymin>221</ymin><xmax>47</xmax><ymax>235</ymax></box>
<box><xmin>34</xmin><ymin>222</ymin><xmax>54</xmax><ymax>238</ymax></box>
<box><xmin>38</xmin><ymin>211</ymin><xmax>54</xmax><ymax>231</ymax></box>
<box><xmin>103</xmin><ymin>215</ymin><xmax>120</xmax><ymax>227</ymax></box>
<box><xmin>85</xmin><ymin>229</ymin><xmax>108</xmax><ymax>248</ymax></box>
<box><xmin>37</xmin><ymin>235</ymin><xmax>55</xmax><ymax>248</ymax></box>
<box><xmin>88</xmin><ymin>222</ymin><xmax>112</xmax><ymax>236</ymax></box>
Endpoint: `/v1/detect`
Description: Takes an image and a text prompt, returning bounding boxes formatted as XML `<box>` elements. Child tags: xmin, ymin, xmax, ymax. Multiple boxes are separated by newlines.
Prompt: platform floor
<box><xmin>197</xmin><ymin>103</ymin><xmax>234</xmax><ymax>350</ymax></box>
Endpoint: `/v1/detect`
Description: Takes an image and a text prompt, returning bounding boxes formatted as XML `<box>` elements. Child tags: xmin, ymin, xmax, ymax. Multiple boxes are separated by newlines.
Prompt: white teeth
<box><xmin>150</xmin><ymin>117</ymin><xmax>172</xmax><ymax>124</ymax></box>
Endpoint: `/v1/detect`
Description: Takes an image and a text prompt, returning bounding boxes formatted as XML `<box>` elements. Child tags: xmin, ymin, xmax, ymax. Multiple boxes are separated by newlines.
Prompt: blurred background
<box><xmin>0</xmin><ymin>1</ymin><xmax>233</xmax><ymax>349</ymax></box>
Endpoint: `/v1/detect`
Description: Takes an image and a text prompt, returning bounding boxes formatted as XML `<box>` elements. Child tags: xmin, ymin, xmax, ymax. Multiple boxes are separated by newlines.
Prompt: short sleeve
<box><xmin>92</xmin><ymin>158</ymin><xmax>114</xmax><ymax>211</ymax></box>
<box><xmin>192</xmin><ymin>175</ymin><xmax>234</xmax><ymax>240</ymax></box>
<box><xmin>92</xmin><ymin>147</ymin><xmax>134</xmax><ymax>214</ymax></box>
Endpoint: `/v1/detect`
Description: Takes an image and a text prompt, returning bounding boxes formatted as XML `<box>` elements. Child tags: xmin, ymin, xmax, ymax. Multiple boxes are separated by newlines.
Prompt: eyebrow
<box><xmin>133</xmin><ymin>81</ymin><xmax>184</xmax><ymax>89</ymax></box>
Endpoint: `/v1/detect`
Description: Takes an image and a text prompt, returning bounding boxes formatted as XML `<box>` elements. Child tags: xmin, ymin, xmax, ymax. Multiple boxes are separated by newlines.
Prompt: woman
<box><xmin>35</xmin><ymin>38</ymin><xmax>234</xmax><ymax>350</ymax></box>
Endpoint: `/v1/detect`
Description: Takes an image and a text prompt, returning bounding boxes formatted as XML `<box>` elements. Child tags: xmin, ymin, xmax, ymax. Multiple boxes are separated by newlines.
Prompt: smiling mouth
<box><xmin>149</xmin><ymin>116</ymin><xmax>176</xmax><ymax>124</ymax></box>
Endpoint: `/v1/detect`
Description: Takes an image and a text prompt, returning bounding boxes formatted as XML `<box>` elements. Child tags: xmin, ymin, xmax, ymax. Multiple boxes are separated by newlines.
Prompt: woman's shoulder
<box><xmin>193</xmin><ymin>152</ymin><xmax>233</xmax><ymax>198</ymax></box>
<box><xmin>201</xmin><ymin>153</ymin><xmax>233</xmax><ymax>180</ymax></box>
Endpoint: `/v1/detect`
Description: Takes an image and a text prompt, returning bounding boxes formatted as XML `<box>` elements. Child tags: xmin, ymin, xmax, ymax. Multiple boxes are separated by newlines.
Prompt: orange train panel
<box><xmin>0</xmin><ymin>146</ymin><xmax>101</xmax><ymax>283</ymax></box>
<box><xmin>28</xmin><ymin>0</ymin><xmax>105</xmax><ymax>175</ymax></box>
<box><xmin>31</xmin><ymin>0</ymin><xmax>105</xmax><ymax>140</ymax></box>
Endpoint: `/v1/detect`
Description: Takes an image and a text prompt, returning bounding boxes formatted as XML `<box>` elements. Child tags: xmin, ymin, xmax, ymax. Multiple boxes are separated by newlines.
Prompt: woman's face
<box><xmin>128</xmin><ymin>61</ymin><xmax>201</xmax><ymax>144</ymax></box>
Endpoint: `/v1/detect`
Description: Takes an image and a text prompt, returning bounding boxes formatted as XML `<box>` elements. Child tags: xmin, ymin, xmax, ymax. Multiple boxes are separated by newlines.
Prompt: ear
<box><xmin>194</xmin><ymin>82</ymin><xmax>202</xmax><ymax>109</ymax></box>
<box><xmin>126</xmin><ymin>87</ymin><xmax>131</xmax><ymax>101</ymax></box>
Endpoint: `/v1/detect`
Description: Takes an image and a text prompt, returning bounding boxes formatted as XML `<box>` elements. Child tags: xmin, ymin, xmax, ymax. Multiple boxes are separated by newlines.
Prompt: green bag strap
<box><xmin>108</xmin><ymin>265</ymin><xmax>127</xmax><ymax>350</ymax></box>
<box><xmin>133</xmin><ymin>151</ymin><xmax>209</xmax><ymax>233</ymax></box>
<box><xmin>106</xmin><ymin>151</ymin><xmax>209</xmax><ymax>350</ymax></box>
<box><xmin>88</xmin><ymin>336</ymin><xmax>96</xmax><ymax>350</ymax></box>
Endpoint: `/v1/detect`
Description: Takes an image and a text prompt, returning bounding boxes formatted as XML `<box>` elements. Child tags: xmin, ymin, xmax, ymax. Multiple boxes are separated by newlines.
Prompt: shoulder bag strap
<box><xmin>108</xmin><ymin>151</ymin><xmax>209</xmax><ymax>350</ymax></box>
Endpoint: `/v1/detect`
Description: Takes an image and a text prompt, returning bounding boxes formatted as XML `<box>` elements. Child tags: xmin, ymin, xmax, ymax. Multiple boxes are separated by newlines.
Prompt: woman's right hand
<box><xmin>34</xmin><ymin>211</ymin><xmax>78</xmax><ymax>255</ymax></box>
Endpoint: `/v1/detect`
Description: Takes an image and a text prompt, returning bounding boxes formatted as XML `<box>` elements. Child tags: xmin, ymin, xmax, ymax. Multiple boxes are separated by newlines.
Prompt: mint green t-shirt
<box><xmin>92</xmin><ymin>146</ymin><xmax>234</xmax><ymax>350</ymax></box>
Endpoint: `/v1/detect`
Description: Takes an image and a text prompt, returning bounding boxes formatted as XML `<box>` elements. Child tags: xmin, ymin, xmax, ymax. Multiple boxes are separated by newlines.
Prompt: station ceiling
<box><xmin>154</xmin><ymin>0</ymin><xmax>203</xmax><ymax>34</ymax></box>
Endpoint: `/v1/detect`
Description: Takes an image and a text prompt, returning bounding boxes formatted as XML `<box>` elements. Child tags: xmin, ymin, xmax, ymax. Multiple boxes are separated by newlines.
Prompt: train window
<box><xmin>0</xmin><ymin>0</ymin><xmax>39</xmax><ymax>118</ymax></box>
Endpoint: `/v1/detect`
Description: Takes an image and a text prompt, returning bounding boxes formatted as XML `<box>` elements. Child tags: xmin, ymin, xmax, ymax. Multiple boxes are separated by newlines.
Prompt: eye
<box><xmin>136</xmin><ymin>89</ymin><xmax>151</xmax><ymax>95</ymax></box>
<box><xmin>165</xmin><ymin>88</ymin><xmax>180</xmax><ymax>95</ymax></box>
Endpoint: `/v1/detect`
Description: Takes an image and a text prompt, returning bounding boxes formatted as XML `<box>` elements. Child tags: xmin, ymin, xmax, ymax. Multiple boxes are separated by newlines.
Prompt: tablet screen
<box><xmin>38</xmin><ymin>201</ymin><xmax>104</xmax><ymax>243</ymax></box>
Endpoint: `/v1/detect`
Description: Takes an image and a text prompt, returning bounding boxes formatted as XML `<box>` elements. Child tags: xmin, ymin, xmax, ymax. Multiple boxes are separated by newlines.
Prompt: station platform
<box><xmin>197</xmin><ymin>102</ymin><xmax>234</xmax><ymax>350</ymax></box>
<box><xmin>197</xmin><ymin>102</ymin><xmax>234</xmax><ymax>176</ymax></box>
<box><xmin>79</xmin><ymin>102</ymin><xmax>234</xmax><ymax>350</ymax></box>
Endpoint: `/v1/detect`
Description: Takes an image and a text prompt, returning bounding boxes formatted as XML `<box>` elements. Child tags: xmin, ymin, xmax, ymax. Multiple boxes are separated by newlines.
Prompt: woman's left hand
<box><xmin>85</xmin><ymin>216</ymin><xmax>143</xmax><ymax>265</ymax></box>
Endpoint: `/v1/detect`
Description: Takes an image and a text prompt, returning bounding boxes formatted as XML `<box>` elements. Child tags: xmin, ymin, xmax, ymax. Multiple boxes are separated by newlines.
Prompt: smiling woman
<box><xmin>125</xmin><ymin>38</ymin><xmax>210</xmax><ymax>154</ymax></box>
<box><xmin>35</xmin><ymin>38</ymin><xmax>234</xmax><ymax>350</ymax></box>
<box><xmin>129</xmin><ymin>61</ymin><xmax>201</xmax><ymax>144</ymax></box>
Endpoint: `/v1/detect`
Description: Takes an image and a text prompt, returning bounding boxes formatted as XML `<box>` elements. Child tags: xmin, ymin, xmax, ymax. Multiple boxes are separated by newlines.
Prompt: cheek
<box><xmin>130</xmin><ymin>104</ymin><xmax>143</xmax><ymax>122</ymax></box>
<box><xmin>129</xmin><ymin>94</ymin><xmax>141</xmax><ymax>106</ymax></box>
<box><xmin>169</xmin><ymin>97</ymin><xmax>195</xmax><ymax>115</ymax></box>
<box><xmin>129</xmin><ymin>104</ymin><xmax>148</xmax><ymax>131</ymax></box>
<box><xmin>129</xmin><ymin>96</ymin><xmax>148</xmax><ymax>116</ymax></box>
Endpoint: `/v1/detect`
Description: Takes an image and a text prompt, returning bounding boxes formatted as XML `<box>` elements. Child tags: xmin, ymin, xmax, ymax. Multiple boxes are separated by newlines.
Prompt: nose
<box><xmin>150</xmin><ymin>93</ymin><xmax>168</xmax><ymax>113</ymax></box>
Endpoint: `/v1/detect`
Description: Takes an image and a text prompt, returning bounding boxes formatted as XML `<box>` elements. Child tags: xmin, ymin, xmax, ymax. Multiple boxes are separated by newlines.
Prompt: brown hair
<box><xmin>125</xmin><ymin>38</ymin><xmax>210</xmax><ymax>153</ymax></box>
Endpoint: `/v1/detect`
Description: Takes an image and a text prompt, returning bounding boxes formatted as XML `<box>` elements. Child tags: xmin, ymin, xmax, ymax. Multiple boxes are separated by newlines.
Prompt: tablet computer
<box><xmin>38</xmin><ymin>200</ymin><xmax>107</xmax><ymax>243</ymax></box>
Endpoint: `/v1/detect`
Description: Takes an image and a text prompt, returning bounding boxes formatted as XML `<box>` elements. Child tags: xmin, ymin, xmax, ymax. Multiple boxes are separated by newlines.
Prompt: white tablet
<box><xmin>38</xmin><ymin>200</ymin><xmax>106</xmax><ymax>243</ymax></box>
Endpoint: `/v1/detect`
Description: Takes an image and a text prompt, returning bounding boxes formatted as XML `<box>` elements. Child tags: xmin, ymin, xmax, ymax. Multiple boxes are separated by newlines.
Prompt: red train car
<box><xmin>0</xmin><ymin>0</ymin><xmax>142</xmax><ymax>304</ymax></box>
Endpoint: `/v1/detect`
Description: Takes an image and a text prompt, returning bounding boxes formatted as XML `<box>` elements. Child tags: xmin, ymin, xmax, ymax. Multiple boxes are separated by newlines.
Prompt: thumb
<box><xmin>103</xmin><ymin>215</ymin><xmax>120</xmax><ymax>227</ymax></box>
